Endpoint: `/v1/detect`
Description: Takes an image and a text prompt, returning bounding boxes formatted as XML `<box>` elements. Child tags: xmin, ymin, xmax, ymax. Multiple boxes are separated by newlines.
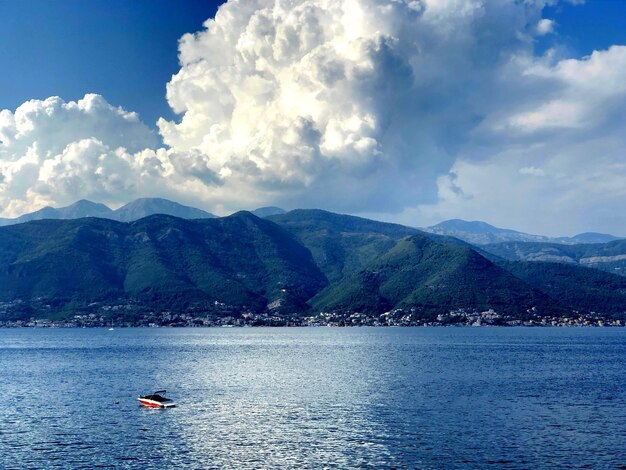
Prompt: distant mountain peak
<box><xmin>125</xmin><ymin>197</ymin><xmax>173</xmax><ymax>205</ymax></box>
<box><xmin>425</xmin><ymin>219</ymin><xmax>544</xmax><ymax>244</ymax></box>
<box><xmin>568</xmin><ymin>232</ymin><xmax>621</xmax><ymax>243</ymax></box>
<box><xmin>72</xmin><ymin>199</ymin><xmax>100</xmax><ymax>206</ymax></box>
<box><xmin>432</xmin><ymin>219</ymin><xmax>501</xmax><ymax>234</ymax></box>
<box><xmin>425</xmin><ymin>219</ymin><xmax>622</xmax><ymax>246</ymax></box>
<box><xmin>251</xmin><ymin>206</ymin><xmax>286</xmax><ymax>217</ymax></box>
<box><xmin>0</xmin><ymin>197</ymin><xmax>215</xmax><ymax>226</ymax></box>
<box><xmin>113</xmin><ymin>198</ymin><xmax>216</xmax><ymax>222</ymax></box>
<box><xmin>60</xmin><ymin>199</ymin><xmax>112</xmax><ymax>218</ymax></box>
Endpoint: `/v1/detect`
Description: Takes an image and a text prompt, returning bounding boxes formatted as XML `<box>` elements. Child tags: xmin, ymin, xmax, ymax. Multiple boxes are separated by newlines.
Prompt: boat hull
<box><xmin>138</xmin><ymin>397</ymin><xmax>176</xmax><ymax>408</ymax></box>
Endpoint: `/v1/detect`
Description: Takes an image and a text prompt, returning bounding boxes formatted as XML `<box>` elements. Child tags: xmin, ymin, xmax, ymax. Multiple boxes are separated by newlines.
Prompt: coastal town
<box><xmin>1</xmin><ymin>301</ymin><xmax>623</xmax><ymax>328</ymax></box>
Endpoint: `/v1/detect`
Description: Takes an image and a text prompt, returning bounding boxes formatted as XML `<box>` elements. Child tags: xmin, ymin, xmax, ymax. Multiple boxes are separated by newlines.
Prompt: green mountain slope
<box><xmin>2</xmin><ymin>208</ymin><xmax>626</xmax><ymax>322</ymax></box>
<box><xmin>311</xmin><ymin>235</ymin><xmax>552</xmax><ymax>316</ymax></box>
<box><xmin>499</xmin><ymin>261</ymin><xmax>626</xmax><ymax>316</ymax></box>
<box><xmin>0</xmin><ymin>212</ymin><xmax>326</xmax><ymax>315</ymax></box>
<box><xmin>268</xmin><ymin>209</ymin><xmax>424</xmax><ymax>284</ymax></box>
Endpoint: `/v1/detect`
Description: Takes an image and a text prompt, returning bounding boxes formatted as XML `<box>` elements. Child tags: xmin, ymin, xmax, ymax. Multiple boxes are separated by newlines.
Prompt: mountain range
<box><xmin>0</xmin><ymin>212</ymin><xmax>326</xmax><ymax>317</ymax></box>
<box><xmin>1</xmin><ymin>199</ymin><xmax>626</xmax><ymax>322</ymax></box>
<box><xmin>422</xmin><ymin>219</ymin><xmax>626</xmax><ymax>277</ymax></box>
<box><xmin>479</xmin><ymin>240</ymin><xmax>626</xmax><ymax>276</ymax></box>
<box><xmin>1</xmin><ymin>206</ymin><xmax>625</xmax><ymax>323</ymax></box>
<box><xmin>0</xmin><ymin>198</ymin><xmax>290</xmax><ymax>227</ymax></box>
<box><xmin>0</xmin><ymin>198</ymin><xmax>216</xmax><ymax>226</ymax></box>
<box><xmin>2</xmin><ymin>199</ymin><xmax>621</xmax><ymax>246</ymax></box>
<box><xmin>424</xmin><ymin>219</ymin><xmax>621</xmax><ymax>245</ymax></box>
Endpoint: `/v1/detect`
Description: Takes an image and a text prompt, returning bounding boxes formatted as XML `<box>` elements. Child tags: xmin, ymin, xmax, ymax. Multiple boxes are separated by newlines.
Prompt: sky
<box><xmin>1</xmin><ymin>0</ymin><xmax>626</xmax><ymax>236</ymax></box>
<box><xmin>0</xmin><ymin>0</ymin><xmax>221</xmax><ymax>125</ymax></box>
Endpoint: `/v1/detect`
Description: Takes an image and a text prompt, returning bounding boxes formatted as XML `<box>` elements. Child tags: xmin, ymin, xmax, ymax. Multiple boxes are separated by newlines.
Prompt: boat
<box><xmin>138</xmin><ymin>390</ymin><xmax>176</xmax><ymax>408</ymax></box>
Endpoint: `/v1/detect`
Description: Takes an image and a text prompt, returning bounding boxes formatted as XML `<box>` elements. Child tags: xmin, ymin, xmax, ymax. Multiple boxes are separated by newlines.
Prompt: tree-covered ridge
<box><xmin>0</xmin><ymin>212</ymin><xmax>326</xmax><ymax>314</ymax></box>
<box><xmin>497</xmin><ymin>261</ymin><xmax>626</xmax><ymax>317</ymax></box>
<box><xmin>268</xmin><ymin>209</ymin><xmax>423</xmax><ymax>283</ymax></box>
<box><xmin>310</xmin><ymin>235</ymin><xmax>553</xmax><ymax>316</ymax></box>
<box><xmin>1</xmin><ymin>209</ymin><xmax>626</xmax><ymax>323</ymax></box>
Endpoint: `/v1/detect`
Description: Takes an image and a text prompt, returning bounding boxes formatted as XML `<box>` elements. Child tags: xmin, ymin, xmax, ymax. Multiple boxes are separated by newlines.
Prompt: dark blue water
<box><xmin>1</xmin><ymin>327</ymin><xmax>625</xmax><ymax>469</ymax></box>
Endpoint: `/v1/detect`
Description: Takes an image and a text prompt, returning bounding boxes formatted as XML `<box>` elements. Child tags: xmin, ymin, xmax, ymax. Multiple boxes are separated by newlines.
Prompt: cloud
<box><xmin>156</xmin><ymin>0</ymin><xmax>553</xmax><ymax>214</ymax></box>
<box><xmin>519</xmin><ymin>166</ymin><xmax>546</xmax><ymax>177</ymax></box>
<box><xmin>410</xmin><ymin>140</ymin><xmax>626</xmax><ymax>236</ymax></box>
<box><xmin>0</xmin><ymin>94</ymin><xmax>156</xmax><ymax>155</ymax></box>
<box><xmin>536</xmin><ymin>18</ymin><xmax>555</xmax><ymax>35</ymax></box>
<box><xmin>494</xmin><ymin>46</ymin><xmax>626</xmax><ymax>134</ymax></box>
<box><xmin>1</xmin><ymin>0</ymin><xmax>626</xmax><ymax>236</ymax></box>
<box><xmin>412</xmin><ymin>45</ymin><xmax>626</xmax><ymax>235</ymax></box>
<box><xmin>0</xmin><ymin>94</ymin><xmax>222</xmax><ymax>215</ymax></box>
<box><xmin>0</xmin><ymin>95</ymin><xmax>157</xmax><ymax>214</ymax></box>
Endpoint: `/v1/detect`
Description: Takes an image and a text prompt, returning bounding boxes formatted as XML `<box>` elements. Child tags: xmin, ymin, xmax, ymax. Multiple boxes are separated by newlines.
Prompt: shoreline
<box><xmin>1</xmin><ymin>322</ymin><xmax>624</xmax><ymax>329</ymax></box>
<box><xmin>2</xmin><ymin>307</ymin><xmax>623</xmax><ymax>329</ymax></box>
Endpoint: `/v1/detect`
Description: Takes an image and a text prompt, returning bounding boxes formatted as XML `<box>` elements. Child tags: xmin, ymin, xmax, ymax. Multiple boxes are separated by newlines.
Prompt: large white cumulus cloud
<box><xmin>2</xmin><ymin>0</ymin><xmax>626</xmax><ymax>235</ymax></box>
<box><xmin>156</xmin><ymin>0</ymin><xmax>553</xmax><ymax>213</ymax></box>
<box><xmin>0</xmin><ymin>94</ymin><xmax>230</xmax><ymax>216</ymax></box>
<box><xmin>0</xmin><ymin>94</ymin><xmax>160</xmax><ymax>215</ymax></box>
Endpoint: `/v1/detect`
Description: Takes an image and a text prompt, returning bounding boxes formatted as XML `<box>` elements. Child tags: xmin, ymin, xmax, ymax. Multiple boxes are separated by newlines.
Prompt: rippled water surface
<box><xmin>1</xmin><ymin>327</ymin><xmax>625</xmax><ymax>469</ymax></box>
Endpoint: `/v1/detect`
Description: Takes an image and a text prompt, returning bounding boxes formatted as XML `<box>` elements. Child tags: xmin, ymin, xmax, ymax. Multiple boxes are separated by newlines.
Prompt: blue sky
<box><xmin>2</xmin><ymin>0</ymin><xmax>625</xmax><ymax>129</ymax></box>
<box><xmin>0</xmin><ymin>0</ymin><xmax>223</xmax><ymax>126</ymax></box>
<box><xmin>542</xmin><ymin>0</ymin><xmax>626</xmax><ymax>56</ymax></box>
<box><xmin>1</xmin><ymin>0</ymin><xmax>626</xmax><ymax>236</ymax></box>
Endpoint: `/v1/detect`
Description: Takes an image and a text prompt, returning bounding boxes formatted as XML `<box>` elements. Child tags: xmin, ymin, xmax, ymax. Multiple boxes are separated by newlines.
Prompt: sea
<box><xmin>0</xmin><ymin>327</ymin><xmax>624</xmax><ymax>469</ymax></box>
